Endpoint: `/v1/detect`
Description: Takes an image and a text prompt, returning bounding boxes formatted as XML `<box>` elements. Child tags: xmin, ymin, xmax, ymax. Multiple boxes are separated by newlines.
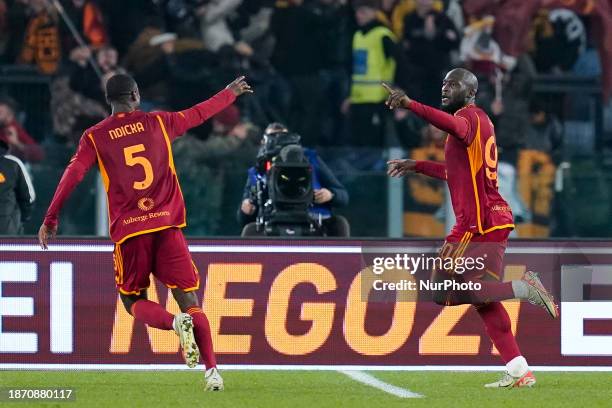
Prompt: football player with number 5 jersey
<box><xmin>38</xmin><ymin>73</ymin><xmax>253</xmax><ymax>391</ymax></box>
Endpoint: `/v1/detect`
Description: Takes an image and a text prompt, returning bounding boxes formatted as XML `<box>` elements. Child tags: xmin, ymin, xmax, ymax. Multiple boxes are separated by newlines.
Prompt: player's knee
<box><xmin>119</xmin><ymin>296</ymin><xmax>134</xmax><ymax>314</ymax></box>
<box><xmin>120</xmin><ymin>293</ymin><xmax>144</xmax><ymax>315</ymax></box>
<box><xmin>171</xmin><ymin>288</ymin><xmax>199</xmax><ymax>312</ymax></box>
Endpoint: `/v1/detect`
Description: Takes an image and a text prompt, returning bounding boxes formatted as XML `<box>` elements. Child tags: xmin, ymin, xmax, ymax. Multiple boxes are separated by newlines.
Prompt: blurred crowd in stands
<box><xmin>0</xmin><ymin>0</ymin><xmax>610</xmax><ymax>237</ymax></box>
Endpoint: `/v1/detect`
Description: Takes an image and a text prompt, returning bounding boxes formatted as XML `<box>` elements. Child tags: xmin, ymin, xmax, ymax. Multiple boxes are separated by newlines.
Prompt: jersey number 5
<box><xmin>123</xmin><ymin>144</ymin><xmax>154</xmax><ymax>190</ymax></box>
<box><xmin>484</xmin><ymin>135</ymin><xmax>498</xmax><ymax>187</ymax></box>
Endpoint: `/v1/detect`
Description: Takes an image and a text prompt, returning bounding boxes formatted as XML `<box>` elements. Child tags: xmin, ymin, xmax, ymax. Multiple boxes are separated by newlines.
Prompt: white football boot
<box><xmin>485</xmin><ymin>371</ymin><xmax>536</xmax><ymax>388</ymax></box>
<box><xmin>205</xmin><ymin>367</ymin><xmax>224</xmax><ymax>391</ymax></box>
<box><xmin>173</xmin><ymin>313</ymin><xmax>200</xmax><ymax>368</ymax></box>
<box><xmin>522</xmin><ymin>271</ymin><xmax>559</xmax><ymax>318</ymax></box>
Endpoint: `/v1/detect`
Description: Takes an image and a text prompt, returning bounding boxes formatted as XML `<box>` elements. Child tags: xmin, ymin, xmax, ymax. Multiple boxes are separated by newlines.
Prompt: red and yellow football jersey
<box><xmin>410</xmin><ymin>102</ymin><xmax>514</xmax><ymax>235</ymax></box>
<box><xmin>44</xmin><ymin>89</ymin><xmax>236</xmax><ymax>243</ymax></box>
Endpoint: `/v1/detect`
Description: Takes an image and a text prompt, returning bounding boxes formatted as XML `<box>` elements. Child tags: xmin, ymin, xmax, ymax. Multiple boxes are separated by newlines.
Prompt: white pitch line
<box><xmin>339</xmin><ymin>370</ymin><xmax>423</xmax><ymax>399</ymax></box>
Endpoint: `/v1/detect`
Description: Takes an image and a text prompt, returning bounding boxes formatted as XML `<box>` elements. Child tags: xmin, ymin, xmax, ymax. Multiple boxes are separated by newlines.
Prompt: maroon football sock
<box><xmin>476</xmin><ymin>302</ymin><xmax>521</xmax><ymax>363</ymax></box>
<box><xmin>130</xmin><ymin>299</ymin><xmax>174</xmax><ymax>330</ymax></box>
<box><xmin>187</xmin><ymin>306</ymin><xmax>217</xmax><ymax>369</ymax></box>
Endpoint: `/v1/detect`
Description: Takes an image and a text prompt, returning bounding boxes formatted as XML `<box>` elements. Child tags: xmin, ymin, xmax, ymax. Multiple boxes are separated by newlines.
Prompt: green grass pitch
<box><xmin>1</xmin><ymin>370</ymin><xmax>611</xmax><ymax>407</ymax></box>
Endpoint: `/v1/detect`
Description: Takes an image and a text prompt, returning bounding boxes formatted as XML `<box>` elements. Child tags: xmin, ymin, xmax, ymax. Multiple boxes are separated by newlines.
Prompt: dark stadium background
<box><xmin>0</xmin><ymin>0</ymin><xmax>610</xmax><ymax>239</ymax></box>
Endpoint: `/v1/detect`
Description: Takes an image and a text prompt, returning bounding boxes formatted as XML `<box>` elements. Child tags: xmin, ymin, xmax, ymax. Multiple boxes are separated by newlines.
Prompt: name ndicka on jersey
<box><xmin>109</xmin><ymin>122</ymin><xmax>145</xmax><ymax>140</ymax></box>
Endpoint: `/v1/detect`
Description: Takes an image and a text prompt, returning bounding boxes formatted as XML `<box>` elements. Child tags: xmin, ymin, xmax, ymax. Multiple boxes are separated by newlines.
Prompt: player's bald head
<box><xmin>441</xmin><ymin>68</ymin><xmax>478</xmax><ymax>113</ymax></box>
<box><xmin>105</xmin><ymin>74</ymin><xmax>139</xmax><ymax>106</ymax></box>
<box><xmin>446</xmin><ymin>68</ymin><xmax>478</xmax><ymax>94</ymax></box>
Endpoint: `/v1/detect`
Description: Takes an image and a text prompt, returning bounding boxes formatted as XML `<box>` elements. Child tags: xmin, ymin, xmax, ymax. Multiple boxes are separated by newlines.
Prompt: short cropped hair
<box><xmin>105</xmin><ymin>74</ymin><xmax>138</xmax><ymax>103</ymax></box>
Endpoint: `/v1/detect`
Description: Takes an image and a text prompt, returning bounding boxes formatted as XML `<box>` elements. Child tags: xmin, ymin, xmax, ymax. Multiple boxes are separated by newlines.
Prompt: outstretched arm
<box><xmin>405</xmin><ymin>101</ymin><xmax>470</xmax><ymax>144</ymax></box>
<box><xmin>382</xmin><ymin>82</ymin><xmax>472</xmax><ymax>144</ymax></box>
<box><xmin>387</xmin><ymin>158</ymin><xmax>447</xmax><ymax>181</ymax></box>
<box><xmin>159</xmin><ymin>76</ymin><xmax>253</xmax><ymax>140</ymax></box>
<box><xmin>414</xmin><ymin>160</ymin><xmax>447</xmax><ymax>180</ymax></box>
<box><xmin>39</xmin><ymin>135</ymin><xmax>97</xmax><ymax>249</ymax></box>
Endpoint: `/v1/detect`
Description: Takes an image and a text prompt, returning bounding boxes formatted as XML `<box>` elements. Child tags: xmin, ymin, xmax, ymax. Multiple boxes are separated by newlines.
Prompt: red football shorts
<box><xmin>113</xmin><ymin>227</ymin><xmax>200</xmax><ymax>295</ymax></box>
<box><xmin>435</xmin><ymin>227</ymin><xmax>511</xmax><ymax>282</ymax></box>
